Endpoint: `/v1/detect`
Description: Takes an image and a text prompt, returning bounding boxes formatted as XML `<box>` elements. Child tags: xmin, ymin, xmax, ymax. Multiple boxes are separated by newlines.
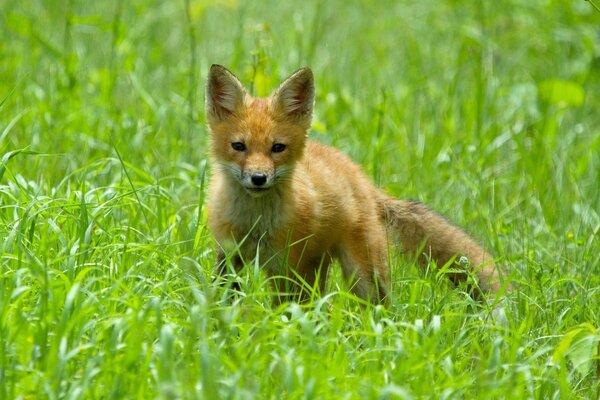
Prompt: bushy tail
<box><xmin>379</xmin><ymin>196</ymin><xmax>506</xmax><ymax>296</ymax></box>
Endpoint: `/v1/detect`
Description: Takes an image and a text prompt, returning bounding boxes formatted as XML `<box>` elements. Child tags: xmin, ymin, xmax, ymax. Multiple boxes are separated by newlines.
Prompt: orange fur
<box><xmin>205</xmin><ymin>64</ymin><xmax>505</xmax><ymax>302</ymax></box>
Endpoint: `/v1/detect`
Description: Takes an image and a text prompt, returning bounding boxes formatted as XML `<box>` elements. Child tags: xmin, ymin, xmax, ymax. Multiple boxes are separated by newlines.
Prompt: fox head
<box><xmin>205</xmin><ymin>65</ymin><xmax>314</xmax><ymax>196</ymax></box>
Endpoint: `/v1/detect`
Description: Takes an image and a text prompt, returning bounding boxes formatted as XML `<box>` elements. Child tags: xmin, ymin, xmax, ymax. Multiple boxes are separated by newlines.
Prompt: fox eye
<box><xmin>271</xmin><ymin>143</ymin><xmax>286</xmax><ymax>153</ymax></box>
<box><xmin>231</xmin><ymin>142</ymin><xmax>246</xmax><ymax>152</ymax></box>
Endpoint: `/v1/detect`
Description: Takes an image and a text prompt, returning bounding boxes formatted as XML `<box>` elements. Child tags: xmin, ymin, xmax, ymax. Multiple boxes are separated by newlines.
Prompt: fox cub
<box><xmin>205</xmin><ymin>64</ymin><xmax>504</xmax><ymax>302</ymax></box>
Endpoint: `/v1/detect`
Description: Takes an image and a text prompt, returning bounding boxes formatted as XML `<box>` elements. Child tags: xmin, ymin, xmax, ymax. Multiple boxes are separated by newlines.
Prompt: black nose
<box><xmin>251</xmin><ymin>173</ymin><xmax>267</xmax><ymax>186</ymax></box>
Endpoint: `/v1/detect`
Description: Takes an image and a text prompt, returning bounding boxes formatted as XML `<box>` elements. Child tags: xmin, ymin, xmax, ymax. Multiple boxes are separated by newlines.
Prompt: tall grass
<box><xmin>1</xmin><ymin>0</ymin><xmax>599</xmax><ymax>398</ymax></box>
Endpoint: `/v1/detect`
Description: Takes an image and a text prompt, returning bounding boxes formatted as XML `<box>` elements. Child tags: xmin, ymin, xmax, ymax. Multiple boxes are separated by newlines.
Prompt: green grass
<box><xmin>1</xmin><ymin>0</ymin><xmax>599</xmax><ymax>398</ymax></box>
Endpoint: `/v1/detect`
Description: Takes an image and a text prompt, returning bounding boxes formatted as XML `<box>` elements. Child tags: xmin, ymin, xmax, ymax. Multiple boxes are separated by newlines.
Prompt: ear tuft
<box><xmin>273</xmin><ymin>67</ymin><xmax>314</xmax><ymax>122</ymax></box>
<box><xmin>206</xmin><ymin>64</ymin><xmax>246</xmax><ymax>121</ymax></box>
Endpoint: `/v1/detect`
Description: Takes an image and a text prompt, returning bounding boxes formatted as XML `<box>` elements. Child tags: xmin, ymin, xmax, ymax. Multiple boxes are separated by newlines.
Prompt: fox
<box><xmin>205</xmin><ymin>64</ymin><xmax>505</xmax><ymax>303</ymax></box>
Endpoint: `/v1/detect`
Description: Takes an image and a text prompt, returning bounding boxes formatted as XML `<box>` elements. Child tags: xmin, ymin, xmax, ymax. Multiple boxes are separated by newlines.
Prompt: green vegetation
<box><xmin>1</xmin><ymin>0</ymin><xmax>599</xmax><ymax>398</ymax></box>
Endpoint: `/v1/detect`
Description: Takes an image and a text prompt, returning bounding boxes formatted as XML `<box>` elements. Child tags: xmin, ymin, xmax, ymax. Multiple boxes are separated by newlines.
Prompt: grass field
<box><xmin>1</xmin><ymin>0</ymin><xmax>600</xmax><ymax>398</ymax></box>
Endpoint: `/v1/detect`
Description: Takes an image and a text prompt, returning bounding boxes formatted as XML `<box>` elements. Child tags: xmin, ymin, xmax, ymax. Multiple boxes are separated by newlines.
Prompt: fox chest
<box><xmin>209</xmin><ymin>192</ymin><xmax>295</xmax><ymax>268</ymax></box>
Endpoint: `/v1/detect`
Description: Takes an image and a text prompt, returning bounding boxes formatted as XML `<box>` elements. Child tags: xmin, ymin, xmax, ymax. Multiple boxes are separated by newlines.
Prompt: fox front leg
<box><xmin>215</xmin><ymin>248</ymin><xmax>243</xmax><ymax>292</ymax></box>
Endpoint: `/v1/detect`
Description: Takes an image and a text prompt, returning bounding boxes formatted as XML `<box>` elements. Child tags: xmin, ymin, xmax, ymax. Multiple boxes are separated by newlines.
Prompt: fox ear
<box><xmin>206</xmin><ymin>64</ymin><xmax>246</xmax><ymax>121</ymax></box>
<box><xmin>273</xmin><ymin>67</ymin><xmax>314</xmax><ymax>123</ymax></box>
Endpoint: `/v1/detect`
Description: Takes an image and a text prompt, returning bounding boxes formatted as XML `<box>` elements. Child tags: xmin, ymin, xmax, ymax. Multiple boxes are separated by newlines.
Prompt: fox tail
<box><xmin>378</xmin><ymin>195</ymin><xmax>506</xmax><ymax>296</ymax></box>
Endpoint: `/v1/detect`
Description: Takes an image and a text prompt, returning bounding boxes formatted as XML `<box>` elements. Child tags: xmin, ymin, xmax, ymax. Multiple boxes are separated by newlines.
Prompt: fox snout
<box><xmin>250</xmin><ymin>173</ymin><xmax>268</xmax><ymax>186</ymax></box>
<box><xmin>240</xmin><ymin>168</ymin><xmax>275</xmax><ymax>195</ymax></box>
<box><xmin>237</xmin><ymin>151</ymin><xmax>277</xmax><ymax>194</ymax></box>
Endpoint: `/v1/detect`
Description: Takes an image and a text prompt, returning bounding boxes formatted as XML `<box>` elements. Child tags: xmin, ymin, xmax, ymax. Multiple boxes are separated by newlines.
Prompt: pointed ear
<box><xmin>272</xmin><ymin>67</ymin><xmax>314</xmax><ymax>123</ymax></box>
<box><xmin>205</xmin><ymin>64</ymin><xmax>246</xmax><ymax>121</ymax></box>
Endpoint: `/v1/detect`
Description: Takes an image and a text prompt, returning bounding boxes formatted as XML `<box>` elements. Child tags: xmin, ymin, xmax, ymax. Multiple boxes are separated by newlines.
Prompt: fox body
<box><xmin>205</xmin><ymin>64</ymin><xmax>503</xmax><ymax>302</ymax></box>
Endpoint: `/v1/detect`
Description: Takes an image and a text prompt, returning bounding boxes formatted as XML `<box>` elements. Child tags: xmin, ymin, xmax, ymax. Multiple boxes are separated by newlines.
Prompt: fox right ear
<box><xmin>273</xmin><ymin>67</ymin><xmax>314</xmax><ymax>124</ymax></box>
<box><xmin>206</xmin><ymin>64</ymin><xmax>246</xmax><ymax>121</ymax></box>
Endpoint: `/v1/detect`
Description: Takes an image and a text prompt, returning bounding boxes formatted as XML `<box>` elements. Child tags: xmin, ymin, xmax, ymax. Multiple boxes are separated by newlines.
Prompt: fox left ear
<box><xmin>206</xmin><ymin>64</ymin><xmax>246</xmax><ymax>122</ymax></box>
<box><xmin>273</xmin><ymin>67</ymin><xmax>314</xmax><ymax>123</ymax></box>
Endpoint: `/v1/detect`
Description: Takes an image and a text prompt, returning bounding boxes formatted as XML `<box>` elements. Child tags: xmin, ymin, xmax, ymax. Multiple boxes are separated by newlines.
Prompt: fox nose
<box><xmin>251</xmin><ymin>173</ymin><xmax>267</xmax><ymax>186</ymax></box>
